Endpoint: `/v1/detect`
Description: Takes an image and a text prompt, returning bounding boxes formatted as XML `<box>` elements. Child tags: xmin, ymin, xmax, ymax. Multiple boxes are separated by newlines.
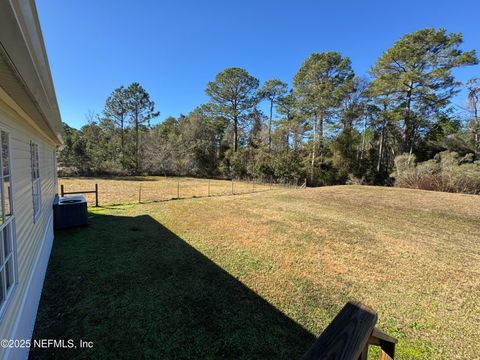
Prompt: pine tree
<box><xmin>369</xmin><ymin>28</ymin><xmax>477</xmax><ymax>154</ymax></box>
<box><xmin>206</xmin><ymin>68</ymin><xmax>259</xmax><ymax>152</ymax></box>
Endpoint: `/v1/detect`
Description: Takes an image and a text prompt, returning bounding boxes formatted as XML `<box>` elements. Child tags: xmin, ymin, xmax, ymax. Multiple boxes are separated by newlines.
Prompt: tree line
<box><xmin>59</xmin><ymin>28</ymin><xmax>480</xmax><ymax>191</ymax></box>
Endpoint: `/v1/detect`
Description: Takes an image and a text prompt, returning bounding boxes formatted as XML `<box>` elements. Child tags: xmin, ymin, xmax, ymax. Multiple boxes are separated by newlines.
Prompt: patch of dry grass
<box><xmin>112</xmin><ymin>185</ymin><xmax>479</xmax><ymax>359</ymax></box>
<box><xmin>48</xmin><ymin>183</ymin><xmax>480</xmax><ymax>358</ymax></box>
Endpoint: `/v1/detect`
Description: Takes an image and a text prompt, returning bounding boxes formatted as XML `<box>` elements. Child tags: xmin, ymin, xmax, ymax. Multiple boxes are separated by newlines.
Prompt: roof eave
<box><xmin>0</xmin><ymin>0</ymin><xmax>63</xmax><ymax>145</ymax></box>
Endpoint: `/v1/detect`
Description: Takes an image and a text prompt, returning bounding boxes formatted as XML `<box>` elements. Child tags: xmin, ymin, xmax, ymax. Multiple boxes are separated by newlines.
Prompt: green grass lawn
<box><xmin>31</xmin><ymin>185</ymin><xmax>480</xmax><ymax>359</ymax></box>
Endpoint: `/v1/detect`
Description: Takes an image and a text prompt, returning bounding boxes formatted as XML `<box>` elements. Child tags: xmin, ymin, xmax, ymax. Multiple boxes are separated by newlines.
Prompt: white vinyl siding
<box><xmin>30</xmin><ymin>141</ymin><xmax>41</xmax><ymax>221</ymax></box>
<box><xmin>0</xmin><ymin>92</ymin><xmax>57</xmax><ymax>359</ymax></box>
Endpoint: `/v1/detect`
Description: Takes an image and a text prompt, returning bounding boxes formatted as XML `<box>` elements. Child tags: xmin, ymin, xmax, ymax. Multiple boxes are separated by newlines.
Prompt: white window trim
<box><xmin>31</xmin><ymin>141</ymin><xmax>41</xmax><ymax>222</ymax></box>
<box><xmin>53</xmin><ymin>148</ymin><xmax>58</xmax><ymax>192</ymax></box>
<box><xmin>0</xmin><ymin>131</ymin><xmax>18</xmax><ymax>321</ymax></box>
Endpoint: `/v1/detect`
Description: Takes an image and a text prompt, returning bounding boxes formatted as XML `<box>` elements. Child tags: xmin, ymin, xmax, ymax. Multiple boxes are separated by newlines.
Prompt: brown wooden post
<box><xmin>379</xmin><ymin>341</ymin><xmax>395</xmax><ymax>360</ymax></box>
<box><xmin>95</xmin><ymin>183</ymin><xmax>99</xmax><ymax>207</ymax></box>
<box><xmin>177</xmin><ymin>180</ymin><xmax>180</xmax><ymax>199</ymax></box>
<box><xmin>60</xmin><ymin>184</ymin><xmax>64</xmax><ymax>197</ymax></box>
<box><xmin>380</xmin><ymin>350</ymin><xmax>394</xmax><ymax>360</ymax></box>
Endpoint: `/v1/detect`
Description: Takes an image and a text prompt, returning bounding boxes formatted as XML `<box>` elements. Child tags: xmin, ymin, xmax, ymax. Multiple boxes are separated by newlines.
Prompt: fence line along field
<box><xmin>58</xmin><ymin>177</ymin><xmax>284</xmax><ymax>205</ymax></box>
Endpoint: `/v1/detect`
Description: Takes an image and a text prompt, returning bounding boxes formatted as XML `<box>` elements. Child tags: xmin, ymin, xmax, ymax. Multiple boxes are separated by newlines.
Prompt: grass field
<box><xmin>32</xmin><ymin>184</ymin><xmax>480</xmax><ymax>359</ymax></box>
<box><xmin>58</xmin><ymin>176</ymin><xmax>277</xmax><ymax>205</ymax></box>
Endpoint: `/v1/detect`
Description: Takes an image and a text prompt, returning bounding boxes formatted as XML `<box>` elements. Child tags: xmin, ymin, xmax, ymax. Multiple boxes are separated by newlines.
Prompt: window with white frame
<box><xmin>30</xmin><ymin>141</ymin><xmax>41</xmax><ymax>220</ymax></box>
<box><xmin>0</xmin><ymin>131</ymin><xmax>17</xmax><ymax>313</ymax></box>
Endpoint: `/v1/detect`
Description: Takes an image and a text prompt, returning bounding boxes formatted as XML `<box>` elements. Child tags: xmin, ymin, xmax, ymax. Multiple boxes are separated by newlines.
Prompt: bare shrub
<box><xmin>393</xmin><ymin>151</ymin><xmax>480</xmax><ymax>194</ymax></box>
<box><xmin>57</xmin><ymin>166</ymin><xmax>79</xmax><ymax>177</ymax></box>
<box><xmin>346</xmin><ymin>174</ymin><xmax>366</xmax><ymax>185</ymax></box>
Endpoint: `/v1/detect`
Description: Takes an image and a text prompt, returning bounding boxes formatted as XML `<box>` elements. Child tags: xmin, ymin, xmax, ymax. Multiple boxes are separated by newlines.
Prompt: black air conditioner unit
<box><xmin>53</xmin><ymin>195</ymin><xmax>88</xmax><ymax>230</ymax></box>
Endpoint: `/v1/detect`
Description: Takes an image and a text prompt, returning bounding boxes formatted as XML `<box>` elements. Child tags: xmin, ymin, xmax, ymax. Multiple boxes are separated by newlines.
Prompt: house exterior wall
<box><xmin>0</xmin><ymin>89</ymin><xmax>57</xmax><ymax>360</ymax></box>
<box><xmin>0</xmin><ymin>2</ymin><xmax>64</xmax><ymax>357</ymax></box>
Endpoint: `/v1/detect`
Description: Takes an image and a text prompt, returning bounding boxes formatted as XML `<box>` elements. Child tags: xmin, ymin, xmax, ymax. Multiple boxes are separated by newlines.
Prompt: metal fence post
<box><xmin>231</xmin><ymin>179</ymin><xmax>234</xmax><ymax>195</ymax></box>
<box><xmin>208</xmin><ymin>179</ymin><xmax>210</xmax><ymax>197</ymax></box>
<box><xmin>177</xmin><ymin>180</ymin><xmax>180</xmax><ymax>199</ymax></box>
<box><xmin>60</xmin><ymin>184</ymin><xmax>64</xmax><ymax>197</ymax></box>
<box><xmin>139</xmin><ymin>184</ymin><xmax>142</xmax><ymax>203</ymax></box>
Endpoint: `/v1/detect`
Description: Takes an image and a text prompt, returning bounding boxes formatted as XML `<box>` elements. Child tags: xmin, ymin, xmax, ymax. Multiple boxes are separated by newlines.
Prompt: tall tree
<box><xmin>466</xmin><ymin>78</ymin><xmax>480</xmax><ymax>155</ymax></box>
<box><xmin>339</xmin><ymin>77</ymin><xmax>368</xmax><ymax>130</ymax></box>
<box><xmin>249</xmin><ymin>106</ymin><xmax>266</xmax><ymax>149</ymax></box>
<box><xmin>330</xmin><ymin>78</ymin><xmax>369</xmax><ymax>180</ymax></box>
<box><xmin>58</xmin><ymin>122</ymin><xmax>78</xmax><ymax>167</ymax></box>
<box><xmin>293</xmin><ymin>52</ymin><xmax>355</xmax><ymax>181</ymax></box>
<box><xmin>369</xmin><ymin>28</ymin><xmax>477</xmax><ymax>154</ymax></box>
<box><xmin>257</xmin><ymin>79</ymin><xmax>288</xmax><ymax>150</ymax></box>
<box><xmin>205</xmin><ymin>68</ymin><xmax>259</xmax><ymax>152</ymax></box>
<box><xmin>277</xmin><ymin>92</ymin><xmax>302</xmax><ymax>151</ymax></box>
<box><xmin>126</xmin><ymin>82</ymin><xmax>159</xmax><ymax>174</ymax></box>
<box><xmin>104</xmin><ymin>86</ymin><xmax>129</xmax><ymax>159</ymax></box>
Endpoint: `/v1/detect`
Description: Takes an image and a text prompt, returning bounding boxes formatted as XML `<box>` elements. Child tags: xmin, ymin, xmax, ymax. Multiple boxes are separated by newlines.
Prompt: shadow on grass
<box><xmin>30</xmin><ymin>213</ymin><xmax>315</xmax><ymax>359</ymax></box>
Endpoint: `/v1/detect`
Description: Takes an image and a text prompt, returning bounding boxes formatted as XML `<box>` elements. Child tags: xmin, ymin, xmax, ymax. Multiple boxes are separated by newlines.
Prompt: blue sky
<box><xmin>36</xmin><ymin>0</ymin><xmax>480</xmax><ymax>129</ymax></box>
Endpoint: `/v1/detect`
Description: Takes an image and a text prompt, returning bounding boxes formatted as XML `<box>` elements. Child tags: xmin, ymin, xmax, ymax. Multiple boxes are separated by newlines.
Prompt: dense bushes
<box><xmin>393</xmin><ymin>151</ymin><xmax>480</xmax><ymax>194</ymax></box>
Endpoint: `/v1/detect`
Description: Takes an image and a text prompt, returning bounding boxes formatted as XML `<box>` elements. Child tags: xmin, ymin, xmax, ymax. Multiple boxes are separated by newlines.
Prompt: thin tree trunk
<box><xmin>310</xmin><ymin>114</ymin><xmax>318</xmax><ymax>183</ymax></box>
<box><xmin>318</xmin><ymin>112</ymin><xmax>324</xmax><ymax>141</ymax></box>
<box><xmin>359</xmin><ymin>115</ymin><xmax>367</xmax><ymax>161</ymax></box>
<box><xmin>135</xmin><ymin>107</ymin><xmax>139</xmax><ymax>174</ymax></box>
<box><xmin>120</xmin><ymin>118</ymin><xmax>124</xmax><ymax>164</ymax></box>
<box><xmin>377</xmin><ymin>119</ymin><xmax>385</xmax><ymax>175</ymax></box>
<box><xmin>233</xmin><ymin>116</ymin><xmax>238</xmax><ymax>152</ymax></box>
<box><xmin>475</xmin><ymin>130</ymin><xmax>479</xmax><ymax>153</ymax></box>
<box><xmin>402</xmin><ymin>83</ymin><xmax>413</xmax><ymax>153</ymax></box>
<box><xmin>474</xmin><ymin>107</ymin><xmax>479</xmax><ymax>154</ymax></box>
<box><xmin>268</xmin><ymin>99</ymin><xmax>273</xmax><ymax>151</ymax></box>
<box><xmin>318</xmin><ymin>110</ymin><xmax>325</xmax><ymax>157</ymax></box>
<box><xmin>295</xmin><ymin>122</ymin><xmax>302</xmax><ymax>152</ymax></box>
<box><xmin>286</xmin><ymin>130</ymin><xmax>290</xmax><ymax>152</ymax></box>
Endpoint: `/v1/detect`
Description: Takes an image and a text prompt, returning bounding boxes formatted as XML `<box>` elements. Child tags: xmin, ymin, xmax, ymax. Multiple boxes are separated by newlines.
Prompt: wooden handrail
<box><xmin>301</xmin><ymin>302</ymin><xmax>397</xmax><ymax>360</ymax></box>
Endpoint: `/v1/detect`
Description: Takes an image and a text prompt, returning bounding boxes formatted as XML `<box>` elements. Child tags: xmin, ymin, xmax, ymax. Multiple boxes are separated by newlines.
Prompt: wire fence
<box><xmin>58</xmin><ymin>177</ymin><xmax>306</xmax><ymax>207</ymax></box>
